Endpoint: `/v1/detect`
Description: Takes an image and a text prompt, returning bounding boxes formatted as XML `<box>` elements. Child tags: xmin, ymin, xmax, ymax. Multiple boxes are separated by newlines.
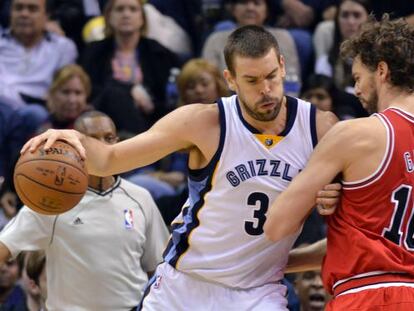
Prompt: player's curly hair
<box><xmin>340</xmin><ymin>14</ymin><xmax>414</xmax><ymax>93</ymax></box>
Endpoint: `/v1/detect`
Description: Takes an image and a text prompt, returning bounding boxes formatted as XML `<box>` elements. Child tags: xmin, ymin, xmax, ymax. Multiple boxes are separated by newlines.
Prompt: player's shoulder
<box><xmin>169</xmin><ymin>103</ymin><xmax>220</xmax><ymax>128</ymax></box>
<box><xmin>326</xmin><ymin>116</ymin><xmax>384</xmax><ymax>150</ymax></box>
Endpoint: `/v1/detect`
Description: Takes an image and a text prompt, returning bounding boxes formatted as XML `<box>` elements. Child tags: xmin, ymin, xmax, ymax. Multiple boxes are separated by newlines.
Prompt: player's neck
<box><xmin>379</xmin><ymin>86</ymin><xmax>414</xmax><ymax>113</ymax></box>
<box><xmin>88</xmin><ymin>175</ymin><xmax>116</xmax><ymax>192</ymax></box>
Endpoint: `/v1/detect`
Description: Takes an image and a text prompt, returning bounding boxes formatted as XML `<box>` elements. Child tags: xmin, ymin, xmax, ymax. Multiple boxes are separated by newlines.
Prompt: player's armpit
<box><xmin>285</xmin><ymin>239</ymin><xmax>326</xmax><ymax>274</ymax></box>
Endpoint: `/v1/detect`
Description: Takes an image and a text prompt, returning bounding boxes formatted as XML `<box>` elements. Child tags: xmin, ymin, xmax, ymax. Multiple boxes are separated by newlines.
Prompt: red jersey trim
<box><xmin>332</xmin><ymin>271</ymin><xmax>414</xmax><ymax>297</ymax></box>
<box><xmin>342</xmin><ymin>114</ymin><xmax>394</xmax><ymax>190</ymax></box>
<box><xmin>388</xmin><ymin>107</ymin><xmax>414</xmax><ymax>123</ymax></box>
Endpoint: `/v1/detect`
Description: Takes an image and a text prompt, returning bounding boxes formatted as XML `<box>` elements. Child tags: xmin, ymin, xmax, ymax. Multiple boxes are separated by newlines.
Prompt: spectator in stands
<box><xmin>300</xmin><ymin>74</ymin><xmax>368</xmax><ymax>120</ymax></box>
<box><xmin>80</xmin><ymin>0</ymin><xmax>179</xmax><ymax>136</ymax></box>
<box><xmin>42</xmin><ymin>64</ymin><xmax>92</xmax><ymax>130</ymax></box>
<box><xmin>0</xmin><ymin>0</ymin><xmax>77</xmax><ymax>108</ymax></box>
<box><xmin>202</xmin><ymin>0</ymin><xmax>301</xmax><ymax>86</ymax></box>
<box><xmin>0</xmin><ymin>255</ymin><xmax>27</xmax><ymax>310</ymax></box>
<box><xmin>314</xmin><ymin>0</ymin><xmax>371</xmax><ymax>93</ymax></box>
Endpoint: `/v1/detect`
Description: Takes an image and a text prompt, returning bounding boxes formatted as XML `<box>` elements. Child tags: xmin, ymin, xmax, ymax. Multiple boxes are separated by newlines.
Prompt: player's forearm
<box><xmin>82</xmin><ymin>135</ymin><xmax>115</xmax><ymax>177</ymax></box>
<box><xmin>285</xmin><ymin>238</ymin><xmax>326</xmax><ymax>273</ymax></box>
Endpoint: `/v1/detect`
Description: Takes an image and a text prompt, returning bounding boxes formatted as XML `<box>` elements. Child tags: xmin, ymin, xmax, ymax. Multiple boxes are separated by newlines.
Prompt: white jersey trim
<box><xmin>336</xmin><ymin>282</ymin><xmax>414</xmax><ymax>297</ymax></box>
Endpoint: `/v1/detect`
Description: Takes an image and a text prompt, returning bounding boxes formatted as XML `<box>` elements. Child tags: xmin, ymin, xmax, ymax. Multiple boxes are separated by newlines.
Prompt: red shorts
<box><xmin>326</xmin><ymin>285</ymin><xmax>414</xmax><ymax>310</ymax></box>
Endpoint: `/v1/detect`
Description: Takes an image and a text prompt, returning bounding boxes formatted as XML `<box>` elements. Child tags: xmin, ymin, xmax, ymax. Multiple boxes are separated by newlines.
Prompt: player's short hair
<box><xmin>224</xmin><ymin>25</ymin><xmax>281</xmax><ymax>75</ymax></box>
<box><xmin>341</xmin><ymin>14</ymin><xmax>414</xmax><ymax>93</ymax></box>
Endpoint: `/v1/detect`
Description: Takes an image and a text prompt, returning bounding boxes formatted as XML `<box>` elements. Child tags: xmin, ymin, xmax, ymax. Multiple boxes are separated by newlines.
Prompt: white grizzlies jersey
<box><xmin>164</xmin><ymin>95</ymin><xmax>317</xmax><ymax>289</ymax></box>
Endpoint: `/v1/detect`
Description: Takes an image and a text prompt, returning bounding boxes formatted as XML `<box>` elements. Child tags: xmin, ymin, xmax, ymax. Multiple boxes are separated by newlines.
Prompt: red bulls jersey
<box><xmin>323</xmin><ymin>108</ymin><xmax>414</xmax><ymax>295</ymax></box>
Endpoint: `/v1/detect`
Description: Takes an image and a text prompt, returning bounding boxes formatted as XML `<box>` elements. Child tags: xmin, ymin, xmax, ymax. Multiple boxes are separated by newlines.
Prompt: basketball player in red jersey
<box><xmin>265</xmin><ymin>15</ymin><xmax>414</xmax><ymax>310</ymax></box>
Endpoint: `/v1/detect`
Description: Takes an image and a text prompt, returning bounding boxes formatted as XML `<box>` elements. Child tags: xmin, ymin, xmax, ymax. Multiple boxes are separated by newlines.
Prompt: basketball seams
<box><xmin>15</xmin><ymin>158</ymin><xmax>87</xmax><ymax>178</ymax></box>
<box><xmin>15</xmin><ymin>174</ymin><xmax>86</xmax><ymax>195</ymax></box>
<box><xmin>14</xmin><ymin>141</ymin><xmax>88</xmax><ymax>214</ymax></box>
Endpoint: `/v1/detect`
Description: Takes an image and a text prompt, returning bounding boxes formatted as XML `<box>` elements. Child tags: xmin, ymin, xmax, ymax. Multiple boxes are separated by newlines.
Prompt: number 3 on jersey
<box><xmin>383</xmin><ymin>185</ymin><xmax>414</xmax><ymax>250</ymax></box>
<box><xmin>245</xmin><ymin>192</ymin><xmax>269</xmax><ymax>236</ymax></box>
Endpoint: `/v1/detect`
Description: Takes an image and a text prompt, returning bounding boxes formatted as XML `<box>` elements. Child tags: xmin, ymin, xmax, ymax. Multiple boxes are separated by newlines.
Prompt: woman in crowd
<box><xmin>80</xmin><ymin>0</ymin><xmax>179</xmax><ymax>136</ymax></box>
<box><xmin>313</xmin><ymin>0</ymin><xmax>371</xmax><ymax>93</ymax></box>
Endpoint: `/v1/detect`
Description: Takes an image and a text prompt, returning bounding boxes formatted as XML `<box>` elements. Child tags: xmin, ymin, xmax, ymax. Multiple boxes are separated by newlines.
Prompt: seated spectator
<box><xmin>0</xmin><ymin>0</ymin><xmax>77</xmax><ymax>108</ymax></box>
<box><xmin>314</xmin><ymin>0</ymin><xmax>371</xmax><ymax>93</ymax></box>
<box><xmin>300</xmin><ymin>74</ymin><xmax>368</xmax><ymax>120</ymax></box>
<box><xmin>81</xmin><ymin>0</ymin><xmax>180</xmax><ymax>136</ymax></box>
<box><xmin>42</xmin><ymin>64</ymin><xmax>92</xmax><ymax>130</ymax></box>
<box><xmin>202</xmin><ymin>0</ymin><xmax>301</xmax><ymax>90</ymax></box>
<box><xmin>0</xmin><ymin>111</ymin><xmax>169</xmax><ymax>310</ymax></box>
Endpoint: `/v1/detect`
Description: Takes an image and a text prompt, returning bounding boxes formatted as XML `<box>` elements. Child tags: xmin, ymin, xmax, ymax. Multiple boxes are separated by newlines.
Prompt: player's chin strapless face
<box><xmin>353</xmin><ymin>57</ymin><xmax>378</xmax><ymax>114</ymax></box>
<box><xmin>233</xmin><ymin>48</ymin><xmax>285</xmax><ymax>121</ymax></box>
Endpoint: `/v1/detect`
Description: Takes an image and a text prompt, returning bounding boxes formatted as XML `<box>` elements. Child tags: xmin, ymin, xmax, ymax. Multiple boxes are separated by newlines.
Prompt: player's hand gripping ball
<box><xmin>14</xmin><ymin>140</ymin><xmax>88</xmax><ymax>215</ymax></box>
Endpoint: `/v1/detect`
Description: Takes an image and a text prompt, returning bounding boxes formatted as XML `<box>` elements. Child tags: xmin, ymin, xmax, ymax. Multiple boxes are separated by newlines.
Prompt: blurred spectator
<box><xmin>0</xmin><ymin>256</ymin><xmax>27</xmax><ymax>310</ymax></box>
<box><xmin>202</xmin><ymin>0</ymin><xmax>301</xmax><ymax>87</ymax></box>
<box><xmin>81</xmin><ymin>0</ymin><xmax>179</xmax><ymax>136</ymax></box>
<box><xmin>21</xmin><ymin>251</ymin><xmax>46</xmax><ymax>311</ymax></box>
<box><xmin>300</xmin><ymin>74</ymin><xmax>368</xmax><ymax>120</ymax></box>
<box><xmin>314</xmin><ymin>0</ymin><xmax>371</xmax><ymax>93</ymax></box>
<box><xmin>177</xmin><ymin>58</ymin><xmax>231</xmax><ymax>106</ymax></box>
<box><xmin>0</xmin><ymin>0</ymin><xmax>78</xmax><ymax>108</ymax></box>
<box><xmin>41</xmin><ymin>64</ymin><xmax>92</xmax><ymax>130</ymax></box>
<box><xmin>294</xmin><ymin>269</ymin><xmax>328</xmax><ymax>311</ymax></box>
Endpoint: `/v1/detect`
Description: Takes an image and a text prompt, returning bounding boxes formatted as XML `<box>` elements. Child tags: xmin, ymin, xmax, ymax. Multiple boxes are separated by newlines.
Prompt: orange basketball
<box><xmin>14</xmin><ymin>140</ymin><xmax>88</xmax><ymax>215</ymax></box>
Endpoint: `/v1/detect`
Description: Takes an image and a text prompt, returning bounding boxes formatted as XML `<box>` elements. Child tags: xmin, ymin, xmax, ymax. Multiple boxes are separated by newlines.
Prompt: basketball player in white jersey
<box><xmin>21</xmin><ymin>25</ymin><xmax>339</xmax><ymax>310</ymax></box>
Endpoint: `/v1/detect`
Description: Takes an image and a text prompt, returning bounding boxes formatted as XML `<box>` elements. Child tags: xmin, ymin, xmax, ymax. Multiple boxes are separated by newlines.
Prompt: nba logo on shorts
<box><xmin>124</xmin><ymin>209</ymin><xmax>134</xmax><ymax>229</ymax></box>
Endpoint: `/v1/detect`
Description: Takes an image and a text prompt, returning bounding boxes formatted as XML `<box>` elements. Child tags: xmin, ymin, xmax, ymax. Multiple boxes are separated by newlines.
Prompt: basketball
<box><xmin>13</xmin><ymin>140</ymin><xmax>88</xmax><ymax>215</ymax></box>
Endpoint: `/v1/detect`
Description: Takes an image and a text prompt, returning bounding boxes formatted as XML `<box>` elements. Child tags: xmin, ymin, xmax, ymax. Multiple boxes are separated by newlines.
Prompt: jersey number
<box><xmin>383</xmin><ymin>185</ymin><xmax>414</xmax><ymax>250</ymax></box>
<box><xmin>245</xmin><ymin>192</ymin><xmax>269</xmax><ymax>236</ymax></box>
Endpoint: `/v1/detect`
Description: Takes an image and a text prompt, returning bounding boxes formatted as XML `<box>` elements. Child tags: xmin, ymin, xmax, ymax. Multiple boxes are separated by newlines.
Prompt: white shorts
<box><xmin>139</xmin><ymin>263</ymin><xmax>288</xmax><ymax>311</ymax></box>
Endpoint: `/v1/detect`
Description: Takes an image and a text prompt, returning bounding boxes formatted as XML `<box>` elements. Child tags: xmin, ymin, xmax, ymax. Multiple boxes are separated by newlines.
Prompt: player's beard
<box><xmin>239</xmin><ymin>94</ymin><xmax>283</xmax><ymax>122</ymax></box>
<box><xmin>360</xmin><ymin>87</ymin><xmax>379</xmax><ymax>114</ymax></box>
